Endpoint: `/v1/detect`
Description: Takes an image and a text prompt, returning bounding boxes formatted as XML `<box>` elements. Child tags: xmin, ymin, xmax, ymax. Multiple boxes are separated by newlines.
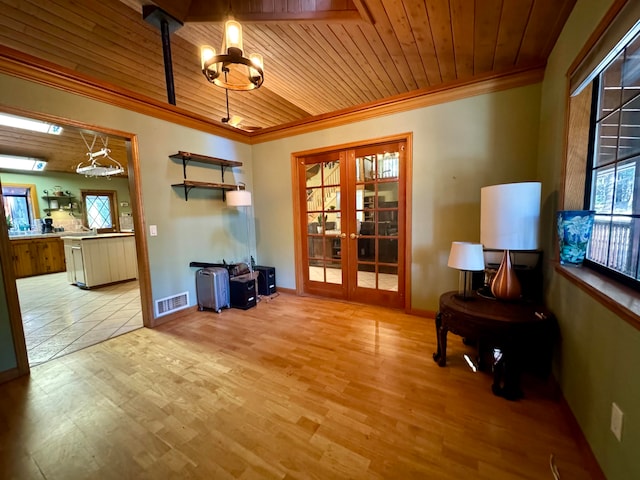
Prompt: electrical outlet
<box><xmin>611</xmin><ymin>402</ymin><xmax>624</xmax><ymax>441</ymax></box>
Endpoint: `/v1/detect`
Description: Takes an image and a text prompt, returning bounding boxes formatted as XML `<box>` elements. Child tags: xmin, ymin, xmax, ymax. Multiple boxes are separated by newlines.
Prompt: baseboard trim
<box><xmin>274</xmin><ymin>287</ymin><xmax>295</xmax><ymax>295</ymax></box>
<box><xmin>0</xmin><ymin>366</ymin><xmax>23</xmax><ymax>384</ymax></box>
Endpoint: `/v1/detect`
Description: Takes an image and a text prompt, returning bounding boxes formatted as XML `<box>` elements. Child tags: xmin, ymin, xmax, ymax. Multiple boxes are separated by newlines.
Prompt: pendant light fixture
<box><xmin>200</xmin><ymin>19</ymin><xmax>264</xmax><ymax>92</ymax></box>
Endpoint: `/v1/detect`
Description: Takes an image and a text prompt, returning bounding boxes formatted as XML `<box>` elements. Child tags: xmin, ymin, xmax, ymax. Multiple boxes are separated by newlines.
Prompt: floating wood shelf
<box><xmin>170</xmin><ymin>151</ymin><xmax>242</xmax><ymax>181</ymax></box>
<box><xmin>171</xmin><ymin>180</ymin><xmax>245</xmax><ymax>201</ymax></box>
<box><xmin>169</xmin><ymin>151</ymin><xmax>244</xmax><ymax>201</ymax></box>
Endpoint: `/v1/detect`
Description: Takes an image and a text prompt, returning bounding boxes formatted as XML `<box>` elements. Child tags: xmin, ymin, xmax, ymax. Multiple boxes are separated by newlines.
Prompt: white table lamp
<box><xmin>448</xmin><ymin>241</ymin><xmax>485</xmax><ymax>300</ymax></box>
<box><xmin>480</xmin><ymin>182</ymin><xmax>541</xmax><ymax>301</ymax></box>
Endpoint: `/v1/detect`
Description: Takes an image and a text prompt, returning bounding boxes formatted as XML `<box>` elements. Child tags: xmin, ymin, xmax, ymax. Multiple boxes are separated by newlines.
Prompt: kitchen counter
<box><xmin>63</xmin><ymin>234</ymin><xmax>137</xmax><ymax>288</ymax></box>
<box><xmin>9</xmin><ymin>232</ymin><xmax>134</xmax><ymax>241</ymax></box>
<box><xmin>9</xmin><ymin>232</ymin><xmax>90</xmax><ymax>240</ymax></box>
<box><xmin>60</xmin><ymin>233</ymin><xmax>134</xmax><ymax>240</ymax></box>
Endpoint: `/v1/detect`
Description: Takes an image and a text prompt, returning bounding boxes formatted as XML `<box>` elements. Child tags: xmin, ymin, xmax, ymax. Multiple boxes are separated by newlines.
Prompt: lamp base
<box><xmin>491</xmin><ymin>250</ymin><xmax>521</xmax><ymax>301</ymax></box>
<box><xmin>456</xmin><ymin>270</ymin><xmax>476</xmax><ymax>301</ymax></box>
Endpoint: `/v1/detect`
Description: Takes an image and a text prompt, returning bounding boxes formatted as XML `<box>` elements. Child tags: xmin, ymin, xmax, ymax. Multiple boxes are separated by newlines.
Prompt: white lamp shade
<box><xmin>447</xmin><ymin>242</ymin><xmax>485</xmax><ymax>271</ymax></box>
<box><xmin>226</xmin><ymin>189</ymin><xmax>252</xmax><ymax>207</ymax></box>
<box><xmin>480</xmin><ymin>182</ymin><xmax>541</xmax><ymax>250</ymax></box>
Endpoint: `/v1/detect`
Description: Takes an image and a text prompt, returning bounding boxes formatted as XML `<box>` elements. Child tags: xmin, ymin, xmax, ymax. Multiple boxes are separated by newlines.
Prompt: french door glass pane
<box><xmin>354</xmin><ymin>147</ymin><xmax>400</xmax><ymax>294</ymax></box>
<box><xmin>306</xmin><ymin>158</ymin><xmax>342</xmax><ymax>285</ymax></box>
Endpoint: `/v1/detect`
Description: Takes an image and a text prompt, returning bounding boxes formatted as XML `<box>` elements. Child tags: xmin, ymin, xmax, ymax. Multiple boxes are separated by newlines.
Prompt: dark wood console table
<box><xmin>433</xmin><ymin>291</ymin><xmax>557</xmax><ymax>400</ymax></box>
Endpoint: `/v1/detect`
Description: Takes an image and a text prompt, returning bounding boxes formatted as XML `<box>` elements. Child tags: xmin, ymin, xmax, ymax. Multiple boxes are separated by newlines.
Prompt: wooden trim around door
<box><xmin>291</xmin><ymin>132</ymin><xmax>413</xmax><ymax>311</ymax></box>
<box><xmin>0</xmin><ymin>186</ymin><xmax>29</xmax><ymax>381</ymax></box>
<box><xmin>0</xmin><ymin>106</ymin><xmax>154</xmax><ymax>381</ymax></box>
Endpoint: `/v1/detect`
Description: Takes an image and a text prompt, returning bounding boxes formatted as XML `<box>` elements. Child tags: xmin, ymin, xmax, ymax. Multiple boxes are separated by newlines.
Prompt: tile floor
<box><xmin>16</xmin><ymin>272</ymin><xmax>143</xmax><ymax>366</ymax></box>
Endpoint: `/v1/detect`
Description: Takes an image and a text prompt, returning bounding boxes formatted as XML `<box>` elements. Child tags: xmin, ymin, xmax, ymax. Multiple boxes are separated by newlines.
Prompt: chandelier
<box><xmin>200</xmin><ymin>20</ymin><xmax>264</xmax><ymax>92</ymax></box>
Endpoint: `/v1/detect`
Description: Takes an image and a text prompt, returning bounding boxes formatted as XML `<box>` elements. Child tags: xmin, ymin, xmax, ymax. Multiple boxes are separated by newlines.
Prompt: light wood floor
<box><xmin>0</xmin><ymin>293</ymin><xmax>599</xmax><ymax>479</ymax></box>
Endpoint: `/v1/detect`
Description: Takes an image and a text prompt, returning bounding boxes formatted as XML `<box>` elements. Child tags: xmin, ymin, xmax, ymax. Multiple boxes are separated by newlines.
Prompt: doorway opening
<box><xmin>0</xmin><ymin>108</ymin><xmax>151</xmax><ymax>372</ymax></box>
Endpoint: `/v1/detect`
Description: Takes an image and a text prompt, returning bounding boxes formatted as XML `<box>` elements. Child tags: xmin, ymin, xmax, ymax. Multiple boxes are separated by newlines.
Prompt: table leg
<box><xmin>491</xmin><ymin>347</ymin><xmax>523</xmax><ymax>401</ymax></box>
<box><xmin>433</xmin><ymin>312</ymin><xmax>448</xmax><ymax>367</ymax></box>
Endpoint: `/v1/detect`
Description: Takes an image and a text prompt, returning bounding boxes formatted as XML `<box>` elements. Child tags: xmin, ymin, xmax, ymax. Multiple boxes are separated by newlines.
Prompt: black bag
<box><xmin>226</xmin><ymin>262</ymin><xmax>250</xmax><ymax>278</ymax></box>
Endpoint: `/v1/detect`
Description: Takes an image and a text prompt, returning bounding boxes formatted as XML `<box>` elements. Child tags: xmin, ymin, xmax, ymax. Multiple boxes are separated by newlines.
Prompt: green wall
<box><xmin>0</xmin><ymin>73</ymin><xmax>254</xmax><ymax>318</ymax></box>
<box><xmin>538</xmin><ymin>0</ymin><xmax>640</xmax><ymax>478</ymax></box>
<box><xmin>252</xmin><ymin>84</ymin><xmax>542</xmax><ymax>310</ymax></box>
<box><xmin>1</xmin><ymin>170</ymin><xmax>130</xmax><ymax>227</ymax></box>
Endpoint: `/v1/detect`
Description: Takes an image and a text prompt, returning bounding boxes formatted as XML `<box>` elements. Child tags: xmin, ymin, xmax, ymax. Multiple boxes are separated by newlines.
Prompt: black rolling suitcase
<box><xmin>196</xmin><ymin>267</ymin><xmax>230</xmax><ymax>313</ymax></box>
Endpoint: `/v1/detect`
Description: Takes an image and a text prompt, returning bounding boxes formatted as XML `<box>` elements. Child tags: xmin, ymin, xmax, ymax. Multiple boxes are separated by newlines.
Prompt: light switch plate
<box><xmin>611</xmin><ymin>402</ymin><xmax>623</xmax><ymax>441</ymax></box>
<box><xmin>150</xmin><ymin>225</ymin><xmax>158</xmax><ymax>236</ymax></box>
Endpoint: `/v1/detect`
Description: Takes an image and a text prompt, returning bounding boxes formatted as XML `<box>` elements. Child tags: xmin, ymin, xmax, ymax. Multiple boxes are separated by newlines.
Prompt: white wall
<box><xmin>252</xmin><ymin>84</ymin><xmax>543</xmax><ymax>310</ymax></box>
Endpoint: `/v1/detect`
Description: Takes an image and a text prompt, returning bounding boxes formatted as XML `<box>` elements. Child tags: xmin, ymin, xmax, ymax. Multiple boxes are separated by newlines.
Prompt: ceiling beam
<box><xmin>183</xmin><ymin>0</ymin><xmax>367</xmax><ymax>23</ymax></box>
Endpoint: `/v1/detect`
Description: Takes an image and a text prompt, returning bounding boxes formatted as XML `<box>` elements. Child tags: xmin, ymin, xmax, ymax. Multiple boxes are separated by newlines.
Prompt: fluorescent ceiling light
<box><xmin>0</xmin><ymin>113</ymin><xmax>63</xmax><ymax>135</ymax></box>
<box><xmin>0</xmin><ymin>154</ymin><xmax>47</xmax><ymax>171</ymax></box>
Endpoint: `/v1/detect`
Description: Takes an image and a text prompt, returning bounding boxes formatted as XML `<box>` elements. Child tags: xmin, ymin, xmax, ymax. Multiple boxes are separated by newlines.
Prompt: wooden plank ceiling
<box><xmin>0</xmin><ymin>0</ymin><xmax>576</xmax><ymax>174</ymax></box>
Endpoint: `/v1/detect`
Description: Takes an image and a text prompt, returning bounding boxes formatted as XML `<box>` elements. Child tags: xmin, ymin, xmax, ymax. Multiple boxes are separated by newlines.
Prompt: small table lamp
<box><xmin>447</xmin><ymin>242</ymin><xmax>485</xmax><ymax>300</ymax></box>
<box><xmin>480</xmin><ymin>182</ymin><xmax>541</xmax><ymax>301</ymax></box>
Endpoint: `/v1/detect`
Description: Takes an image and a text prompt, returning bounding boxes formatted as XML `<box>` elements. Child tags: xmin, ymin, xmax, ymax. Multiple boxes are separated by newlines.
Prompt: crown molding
<box><xmin>0</xmin><ymin>46</ymin><xmax>247</xmax><ymax>143</ymax></box>
<box><xmin>248</xmin><ymin>65</ymin><xmax>545</xmax><ymax>144</ymax></box>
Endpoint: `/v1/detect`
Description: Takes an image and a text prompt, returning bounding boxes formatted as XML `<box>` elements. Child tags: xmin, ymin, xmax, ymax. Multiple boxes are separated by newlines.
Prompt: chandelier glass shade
<box><xmin>200</xmin><ymin>20</ymin><xmax>264</xmax><ymax>91</ymax></box>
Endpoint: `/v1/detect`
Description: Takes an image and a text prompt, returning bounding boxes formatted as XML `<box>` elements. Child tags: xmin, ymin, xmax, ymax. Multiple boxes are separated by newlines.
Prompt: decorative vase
<box><xmin>556</xmin><ymin>210</ymin><xmax>595</xmax><ymax>266</ymax></box>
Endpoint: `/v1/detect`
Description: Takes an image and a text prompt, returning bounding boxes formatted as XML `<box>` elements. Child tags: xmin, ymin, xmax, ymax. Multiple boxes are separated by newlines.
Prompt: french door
<box><xmin>297</xmin><ymin>139</ymin><xmax>407</xmax><ymax>308</ymax></box>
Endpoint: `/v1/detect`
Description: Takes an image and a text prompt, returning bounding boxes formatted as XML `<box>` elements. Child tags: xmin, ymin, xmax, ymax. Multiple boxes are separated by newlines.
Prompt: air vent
<box><xmin>155</xmin><ymin>292</ymin><xmax>189</xmax><ymax>317</ymax></box>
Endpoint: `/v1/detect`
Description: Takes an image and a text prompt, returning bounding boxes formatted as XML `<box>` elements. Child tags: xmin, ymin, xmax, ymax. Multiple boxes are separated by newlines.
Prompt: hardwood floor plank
<box><xmin>0</xmin><ymin>293</ymin><xmax>600</xmax><ymax>479</ymax></box>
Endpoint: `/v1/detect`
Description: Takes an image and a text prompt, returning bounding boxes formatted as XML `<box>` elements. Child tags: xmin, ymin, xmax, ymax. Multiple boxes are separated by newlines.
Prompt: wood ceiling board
<box><xmin>382</xmin><ymin>0</ymin><xmax>430</xmax><ymax>89</ymax></box>
<box><xmin>518</xmin><ymin>0</ymin><xmax>567</xmax><ymax>65</ymax></box>
<box><xmin>354</xmin><ymin>20</ymin><xmax>408</xmax><ymax>94</ymax></box>
<box><xmin>364</xmin><ymin>0</ymin><xmax>418</xmax><ymax>92</ymax></box>
<box><xmin>426</xmin><ymin>0</ymin><xmax>457</xmax><ymax>83</ymax></box>
<box><xmin>0</xmin><ymin>126</ymin><xmax>129</xmax><ymax>175</ymax></box>
<box><xmin>0</xmin><ymin>0</ymin><xmax>576</xmax><ymax>133</ymax></box>
<box><xmin>493</xmin><ymin>0</ymin><xmax>533</xmax><ymax>70</ymax></box>
<box><xmin>404</xmin><ymin>1</ymin><xmax>441</xmax><ymax>86</ymax></box>
<box><xmin>450</xmin><ymin>0</ymin><xmax>475</xmax><ymax>79</ymax></box>
<box><xmin>184</xmin><ymin>0</ymin><xmax>363</xmax><ymax>22</ymax></box>
<box><xmin>255</xmin><ymin>23</ymin><xmax>357</xmax><ymax>114</ymax></box>
<box><xmin>326</xmin><ymin>23</ymin><xmax>394</xmax><ymax>99</ymax></box>
<box><xmin>473</xmin><ymin>0</ymin><xmax>502</xmax><ymax>73</ymax></box>
<box><xmin>305</xmin><ymin>23</ymin><xmax>379</xmax><ymax>105</ymax></box>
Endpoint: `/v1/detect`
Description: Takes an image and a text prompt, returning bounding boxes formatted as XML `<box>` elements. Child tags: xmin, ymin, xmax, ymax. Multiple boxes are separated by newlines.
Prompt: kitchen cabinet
<box><xmin>62</xmin><ymin>234</ymin><xmax>137</xmax><ymax>288</ymax></box>
<box><xmin>11</xmin><ymin>237</ymin><xmax>66</xmax><ymax>278</ymax></box>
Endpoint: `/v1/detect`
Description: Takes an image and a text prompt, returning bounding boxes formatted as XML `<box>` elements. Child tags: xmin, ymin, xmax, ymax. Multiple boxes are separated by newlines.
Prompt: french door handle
<box><xmin>350</xmin><ymin>233</ymin><xmax>360</xmax><ymax>239</ymax></box>
<box><xmin>340</xmin><ymin>233</ymin><xmax>347</xmax><ymax>238</ymax></box>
